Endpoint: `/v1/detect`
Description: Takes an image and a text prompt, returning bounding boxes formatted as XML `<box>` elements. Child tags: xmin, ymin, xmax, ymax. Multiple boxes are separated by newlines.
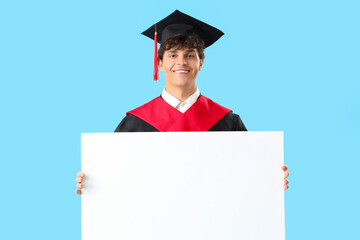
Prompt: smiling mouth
<box><xmin>173</xmin><ymin>70</ymin><xmax>190</xmax><ymax>73</ymax></box>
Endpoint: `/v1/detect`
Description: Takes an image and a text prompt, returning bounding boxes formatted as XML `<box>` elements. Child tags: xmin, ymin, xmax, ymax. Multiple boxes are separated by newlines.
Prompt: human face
<box><xmin>159</xmin><ymin>48</ymin><xmax>204</xmax><ymax>88</ymax></box>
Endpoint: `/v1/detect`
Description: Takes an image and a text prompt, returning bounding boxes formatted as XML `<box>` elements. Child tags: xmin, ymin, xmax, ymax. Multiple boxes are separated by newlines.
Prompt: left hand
<box><xmin>282</xmin><ymin>165</ymin><xmax>289</xmax><ymax>190</ymax></box>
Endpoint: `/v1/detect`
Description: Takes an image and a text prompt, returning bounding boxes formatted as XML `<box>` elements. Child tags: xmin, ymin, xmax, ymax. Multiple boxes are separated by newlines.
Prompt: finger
<box><xmin>284</xmin><ymin>179</ymin><xmax>289</xmax><ymax>184</ymax></box>
<box><xmin>77</xmin><ymin>183</ymin><xmax>83</xmax><ymax>189</ymax></box>
<box><xmin>284</xmin><ymin>184</ymin><xmax>289</xmax><ymax>190</ymax></box>
<box><xmin>75</xmin><ymin>189</ymin><xmax>82</xmax><ymax>195</ymax></box>
<box><xmin>282</xmin><ymin>165</ymin><xmax>288</xmax><ymax>171</ymax></box>
<box><xmin>76</xmin><ymin>177</ymin><xmax>83</xmax><ymax>183</ymax></box>
<box><xmin>77</xmin><ymin>172</ymin><xmax>85</xmax><ymax>177</ymax></box>
<box><xmin>284</xmin><ymin>171</ymin><xmax>289</xmax><ymax>179</ymax></box>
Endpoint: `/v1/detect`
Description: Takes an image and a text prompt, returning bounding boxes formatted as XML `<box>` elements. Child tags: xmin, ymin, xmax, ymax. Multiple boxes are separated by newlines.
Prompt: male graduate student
<box><xmin>75</xmin><ymin>10</ymin><xmax>289</xmax><ymax>193</ymax></box>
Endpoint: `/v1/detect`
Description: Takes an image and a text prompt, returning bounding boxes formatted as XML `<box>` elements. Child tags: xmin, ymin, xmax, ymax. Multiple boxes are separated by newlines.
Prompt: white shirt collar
<box><xmin>161</xmin><ymin>87</ymin><xmax>200</xmax><ymax>113</ymax></box>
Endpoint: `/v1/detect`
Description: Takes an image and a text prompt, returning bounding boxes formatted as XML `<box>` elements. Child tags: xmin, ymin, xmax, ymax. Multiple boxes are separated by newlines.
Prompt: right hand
<box><xmin>75</xmin><ymin>172</ymin><xmax>85</xmax><ymax>195</ymax></box>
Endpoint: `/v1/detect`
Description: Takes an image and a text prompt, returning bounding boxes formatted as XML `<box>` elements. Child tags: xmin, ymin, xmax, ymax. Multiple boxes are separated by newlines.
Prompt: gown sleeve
<box><xmin>114</xmin><ymin>116</ymin><xmax>129</xmax><ymax>132</ymax></box>
<box><xmin>234</xmin><ymin>113</ymin><xmax>247</xmax><ymax>131</ymax></box>
<box><xmin>114</xmin><ymin>114</ymin><xmax>159</xmax><ymax>132</ymax></box>
<box><xmin>209</xmin><ymin>112</ymin><xmax>247</xmax><ymax>131</ymax></box>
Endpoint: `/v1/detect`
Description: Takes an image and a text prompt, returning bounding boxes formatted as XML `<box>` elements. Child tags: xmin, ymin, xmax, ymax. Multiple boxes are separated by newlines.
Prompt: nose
<box><xmin>176</xmin><ymin>55</ymin><xmax>187</xmax><ymax>65</ymax></box>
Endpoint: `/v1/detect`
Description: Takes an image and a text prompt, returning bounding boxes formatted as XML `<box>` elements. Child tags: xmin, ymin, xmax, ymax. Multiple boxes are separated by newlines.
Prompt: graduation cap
<box><xmin>142</xmin><ymin>10</ymin><xmax>224</xmax><ymax>80</ymax></box>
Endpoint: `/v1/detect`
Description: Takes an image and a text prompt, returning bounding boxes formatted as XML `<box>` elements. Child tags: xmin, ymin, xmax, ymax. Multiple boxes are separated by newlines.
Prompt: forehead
<box><xmin>165</xmin><ymin>48</ymin><xmax>197</xmax><ymax>53</ymax></box>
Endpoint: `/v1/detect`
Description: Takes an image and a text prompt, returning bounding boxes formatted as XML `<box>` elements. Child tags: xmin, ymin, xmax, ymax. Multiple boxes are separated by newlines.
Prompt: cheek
<box><xmin>162</xmin><ymin>62</ymin><xmax>175</xmax><ymax>70</ymax></box>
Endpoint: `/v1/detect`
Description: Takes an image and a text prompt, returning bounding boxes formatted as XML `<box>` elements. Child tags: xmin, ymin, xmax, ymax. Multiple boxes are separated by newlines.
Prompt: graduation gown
<box><xmin>115</xmin><ymin>95</ymin><xmax>247</xmax><ymax>132</ymax></box>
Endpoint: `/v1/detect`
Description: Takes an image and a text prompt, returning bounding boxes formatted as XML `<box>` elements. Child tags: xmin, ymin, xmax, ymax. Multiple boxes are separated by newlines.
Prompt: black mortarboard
<box><xmin>142</xmin><ymin>10</ymin><xmax>224</xmax><ymax>80</ymax></box>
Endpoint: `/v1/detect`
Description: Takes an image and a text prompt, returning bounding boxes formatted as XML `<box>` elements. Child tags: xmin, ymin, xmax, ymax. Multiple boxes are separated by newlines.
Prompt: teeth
<box><xmin>175</xmin><ymin>70</ymin><xmax>189</xmax><ymax>73</ymax></box>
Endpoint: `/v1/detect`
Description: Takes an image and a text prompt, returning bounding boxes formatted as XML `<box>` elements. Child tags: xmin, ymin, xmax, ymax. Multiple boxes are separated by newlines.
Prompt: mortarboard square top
<box><xmin>142</xmin><ymin>10</ymin><xmax>224</xmax><ymax>48</ymax></box>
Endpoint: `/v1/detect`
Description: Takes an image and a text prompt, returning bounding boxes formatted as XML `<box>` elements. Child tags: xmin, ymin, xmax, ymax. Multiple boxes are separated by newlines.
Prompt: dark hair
<box><xmin>158</xmin><ymin>34</ymin><xmax>205</xmax><ymax>61</ymax></box>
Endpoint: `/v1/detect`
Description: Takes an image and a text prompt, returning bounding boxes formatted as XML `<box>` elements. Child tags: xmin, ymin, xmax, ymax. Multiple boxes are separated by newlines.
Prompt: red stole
<box><xmin>127</xmin><ymin>95</ymin><xmax>231</xmax><ymax>132</ymax></box>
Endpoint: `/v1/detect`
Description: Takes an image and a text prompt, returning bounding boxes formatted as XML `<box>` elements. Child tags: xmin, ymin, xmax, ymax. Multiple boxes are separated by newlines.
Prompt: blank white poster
<box><xmin>81</xmin><ymin>132</ymin><xmax>284</xmax><ymax>240</ymax></box>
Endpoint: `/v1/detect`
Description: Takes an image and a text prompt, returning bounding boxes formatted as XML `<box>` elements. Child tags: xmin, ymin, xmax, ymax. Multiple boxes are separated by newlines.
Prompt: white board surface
<box><xmin>81</xmin><ymin>132</ymin><xmax>284</xmax><ymax>240</ymax></box>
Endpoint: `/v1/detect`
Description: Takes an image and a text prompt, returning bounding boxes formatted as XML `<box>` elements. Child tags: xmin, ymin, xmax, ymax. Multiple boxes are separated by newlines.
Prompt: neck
<box><xmin>165</xmin><ymin>84</ymin><xmax>197</xmax><ymax>102</ymax></box>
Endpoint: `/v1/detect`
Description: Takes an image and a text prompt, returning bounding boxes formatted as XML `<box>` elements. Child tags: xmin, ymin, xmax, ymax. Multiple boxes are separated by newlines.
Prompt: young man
<box><xmin>114</xmin><ymin>33</ymin><xmax>247</xmax><ymax>132</ymax></box>
<box><xmin>75</xmin><ymin>10</ymin><xmax>289</xmax><ymax>193</ymax></box>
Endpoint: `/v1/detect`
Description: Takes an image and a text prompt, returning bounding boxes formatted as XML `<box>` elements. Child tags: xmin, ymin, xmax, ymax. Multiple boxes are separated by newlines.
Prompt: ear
<box><xmin>158</xmin><ymin>59</ymin><xmax>164</xmax><ymax>71</ymax></box>
<box><xmin>199</xmin><ymin>58</ymin><xmax>204</xmax><ymax>71</ymax></box>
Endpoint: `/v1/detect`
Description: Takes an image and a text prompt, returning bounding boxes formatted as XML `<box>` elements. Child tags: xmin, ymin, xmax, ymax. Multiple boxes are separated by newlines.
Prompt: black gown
<box><xmin>114</xmin><ymin>95</ymin><xmax>247</xmax><ymax>132</ymax></box>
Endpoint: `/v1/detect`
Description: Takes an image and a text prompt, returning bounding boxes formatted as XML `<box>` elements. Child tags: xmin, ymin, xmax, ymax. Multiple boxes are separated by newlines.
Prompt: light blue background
<box><xmin>1</xmin><ymin>0</ymin><xmax>359</xmax><ymax>239</ymax></box>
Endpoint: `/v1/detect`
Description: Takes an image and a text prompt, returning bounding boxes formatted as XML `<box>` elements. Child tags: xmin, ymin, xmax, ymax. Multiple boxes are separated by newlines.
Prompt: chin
<box><xmin>174</xmin><ymin>80</ymin><xmax>195</xmax><ymax>87</ymax></box>
<box><xmin>165</xmin><ymin>74</ymin><xmax>196</xmax><ymax>87</ymax></box>
<box><xmin>175</xmin><ymin>76</ymin><xmax>196</xmax><ymax>84</ymax></box>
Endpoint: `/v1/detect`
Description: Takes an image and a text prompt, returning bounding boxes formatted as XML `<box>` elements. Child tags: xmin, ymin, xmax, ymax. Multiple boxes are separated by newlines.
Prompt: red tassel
<box><xmin>153</xmin><ymin>23</ymin><xmax>159</xmax><ymax>81</ymax></box>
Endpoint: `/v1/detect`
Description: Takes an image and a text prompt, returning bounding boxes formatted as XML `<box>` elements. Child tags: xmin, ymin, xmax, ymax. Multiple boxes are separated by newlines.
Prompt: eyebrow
<box><xmin>168</xmin><ymin>49</ymin><xmax>196</xmax><ymax>53</ymax></box>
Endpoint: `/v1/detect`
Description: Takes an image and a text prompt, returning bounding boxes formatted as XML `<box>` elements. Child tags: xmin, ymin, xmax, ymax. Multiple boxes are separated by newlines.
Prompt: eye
<box><xmin>187</xmin><ymin>54</ymin><xmax>194</xmax><ymax>58</ymax></box>
<box><xmin>169</xmin><ymin>54</ymin><xmax>176</xmax><ymax>58</ymax></box>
